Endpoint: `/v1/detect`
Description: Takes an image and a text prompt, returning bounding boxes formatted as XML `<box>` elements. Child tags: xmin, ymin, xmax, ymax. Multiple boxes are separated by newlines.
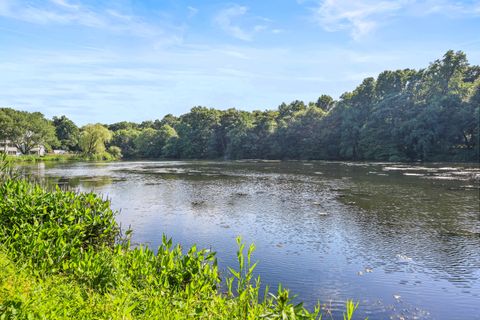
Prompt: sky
<box><xmin>0</xmin><ymin>0</ymin><xmax>479</xmax><ymax>125</ymax></box>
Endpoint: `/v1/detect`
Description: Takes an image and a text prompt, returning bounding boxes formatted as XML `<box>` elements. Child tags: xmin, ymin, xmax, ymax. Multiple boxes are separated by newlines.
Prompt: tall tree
<box><xmin>0</xmin><ymin>109</ymin><xmax>13</xmax><ymax>148</ymax></box>
<box><xmin>316</xmin><ymin>95</ymin><xmax>335</xmax><ymax>112</ymax></box>
<box><xmin>110</xmin><ymin>129</ymin><xmax>141</xmax><ymax>159</ymax></box>
<box><xmin>3</xmin><ymin>109</ymin><xmax>57</xmax><ymax>154</ymax></box>
<box><xmin>176</xmin><ymin>107</ymin><xmax>220</xmax><ymax>159</ymax></box>
<box><xmin>79</xmin><ymin>124</ymin><xmax>113</xmax><ymax>155</ymax></box>
<box><xmin>53</xmin><ymin>115</ymin><xmax>80</xmax><ymax>151</ymax></box>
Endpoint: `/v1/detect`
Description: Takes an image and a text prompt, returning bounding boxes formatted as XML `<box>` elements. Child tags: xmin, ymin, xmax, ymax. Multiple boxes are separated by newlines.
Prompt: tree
<box><xmin>134</xmin><ymin>128</ymin><xmax>160</xmax><ymax>158</ymax></box>
<box><xmin>278</xmin><ymin>100</ymin><xmax>306</xmax><ymax>119</ymax></box>
<box><xmin>108</xmin><ymin>121</ymin><xmax>139</xmax><ymax>132</ymax></box>
<box><xmin>0</xmin><ymin>109</ymin><xmax>14</xmax><ymax>150</ymax></box>
<box><xmin>2</xmin><ymin>109</ymin><xmax>58</xmax><ymax>154</ymax></box>
<box><xmin>176</xmin><ymin>107</ymin><xmax>220</xmax><ymax>159</ymax></box>
<box><xmin>284</xmin><ymin>106</ymin><xmax>326</xmax><ymax>159</ymax></box>
<box><xmin>154</xmin><ymin>114</ymin><xmax>180</xmax><ymax>129</ymax></box>
<box><xmin>53</xmin><ymin>115</ymin><xmax>80</xmax><ymax>151</ymax></box>
<box><xmin>79</xmin><ymin>124</ymin><xmax>113</xmax><ymax>155</ymax></box>
<box><xmin>133</xmin><ymin>125</ymin><xmax>179</xmax><ymax>159</ymax></box>
<box><xmin>110</xmin><ymin>129</ymin><xmax>141</xmax><ymax>159</ymax></box>
<box><xmin>315</xmin><ymin>95</ymin><xmax>335</xmax><ymax>112</ymax></box>
<box><xmin>107</xmin><ymin>146</ymin><xmax>122</xmax><ymax>159</ymax></box>
<box><xmin>159</xmin><ymin>125</ymin><xmax>180</xmax><ymax>158</ymax></box>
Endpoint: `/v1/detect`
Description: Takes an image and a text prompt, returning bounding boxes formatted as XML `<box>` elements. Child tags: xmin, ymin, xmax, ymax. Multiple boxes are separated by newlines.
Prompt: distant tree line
<box><xmin>1</xmin><ymin>50</ymin><xmax>479</xmax><ymax>162</ymax></box>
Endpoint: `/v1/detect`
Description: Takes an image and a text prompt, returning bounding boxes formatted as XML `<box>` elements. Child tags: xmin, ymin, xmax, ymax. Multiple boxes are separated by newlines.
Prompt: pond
<box><xmin>25</xmin><ymin>160</ymin><xmax>480</xmax><ymax>320</ymax></box>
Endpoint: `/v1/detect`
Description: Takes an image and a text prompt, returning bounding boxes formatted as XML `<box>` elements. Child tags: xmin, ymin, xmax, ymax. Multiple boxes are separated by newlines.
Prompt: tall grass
<box><xmin>4</xmin><ymin>151</ymin><xmax>120</xmax><ymax>163</ymax></box>
<box><xmin>4</xmin><ymin>154</ymin><xmax>80</xmax><ymax>163</ymax></box>
<box><xmin>0</xmin><ymin>154</ymin><xmax>361</xmax><ymax>319</ymax></box>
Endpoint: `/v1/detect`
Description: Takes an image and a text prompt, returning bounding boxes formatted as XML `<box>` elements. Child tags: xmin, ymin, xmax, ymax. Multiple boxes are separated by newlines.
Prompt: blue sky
<box><xmin>1</xmin><ymin>0</ymin><xmax>479</xmax><ymax>125</ymax></box>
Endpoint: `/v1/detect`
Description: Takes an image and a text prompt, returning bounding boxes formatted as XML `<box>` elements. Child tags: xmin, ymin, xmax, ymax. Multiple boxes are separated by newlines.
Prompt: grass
<box><xmin>4</xmin><ymin>152</ymin><xmax>120</xmax><ymax>163</ymax></box>
<box><xmin>4</xmin><ymin>153</ymin><xmax>80</xmax><ymax>162</ymax></box>
<box><xmin>0</xmin><ymin>155</ymin><xmax>361</xmax><ymax>319</ymax></box>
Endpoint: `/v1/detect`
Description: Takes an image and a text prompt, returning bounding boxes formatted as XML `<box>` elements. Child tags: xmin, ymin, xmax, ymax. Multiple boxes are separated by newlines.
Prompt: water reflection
<box><xmin>23</xmin><ymin>161</ymin><xmax>480</xmax><ymax>320</ymax></box>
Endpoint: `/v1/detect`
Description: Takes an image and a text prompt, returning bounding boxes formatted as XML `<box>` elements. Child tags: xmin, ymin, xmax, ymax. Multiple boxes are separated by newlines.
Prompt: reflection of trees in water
<box><xmin>46</xmin><ymin>176</ymin><xmax>114</xmax><ymax>189</ymax></box>
<box><xmin>78</xmin><ymin>176</ymin><xmax>114</xmax><ymax>188</ymax></box>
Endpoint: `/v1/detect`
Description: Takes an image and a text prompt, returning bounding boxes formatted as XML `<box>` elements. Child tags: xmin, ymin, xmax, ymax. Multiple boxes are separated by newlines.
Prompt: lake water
<box><xmin>25</xmin><ymin>161</ymin><xmax>480</xmax><ymax>320</ymax></box>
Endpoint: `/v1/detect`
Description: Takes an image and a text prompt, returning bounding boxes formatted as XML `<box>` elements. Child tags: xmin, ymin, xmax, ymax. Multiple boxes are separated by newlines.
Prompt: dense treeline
<box><xmin>1</xmin><ymin>50</ymin><xmax>479</xmax><ymax>162</ymax></box>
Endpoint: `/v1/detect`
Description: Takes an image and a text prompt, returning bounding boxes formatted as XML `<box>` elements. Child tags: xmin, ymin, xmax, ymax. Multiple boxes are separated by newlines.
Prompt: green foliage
<box><xmin>132</xmin><ymin>125</ymin><xmax>178</xmax><ymax>159</ymax></box>
<box><xmin>344</xmin><ymin>301</ymin><xmax>360</xmax><ymax>320</ymax></box>
<box><xmin>110</xmin><ymin>128</ymin><xmax>141</xmax><ymax>159</ymax></box>
<box><xmin>0</xmin><ymin>108</ymin><xmax>58</xmax><ymax>154</ymax></box>
<box><xmin>0</xmin><ymin>158</ymin><xmax>360</xmax><ymax>319</ymax></box>
<box><xmin>316</xmin><ymin>94</ymin><xmax>335</xmax><ymax>112</ymax></box>
<box><xmin>108</xmin><ymin>121</ymin><xmax>140</xmax><ymax>132</ymax></box>
<box><xmin>107</xmin><ymin>50</ymin><xmax>478</xmax><ymax>162</ymax></box>
<box><xmin>79</xmin><ymin>124</ymin><xmax>113</xmax><ymax>156</ymax></box>
<box><xmin>0</xmin><ymin>110</ymin><xmax>14</xmax><ymax>142</ymax></box>
<box><xmin>52</xmin><ymin>115</ymin><xmax>80</xmax><ymax>151</ymax></box>
<box><xmin>0</xmin><ymin>181</ymin><xmax>118</xmax><ymax>279</ymax></box>
<box><xmin>3</xmin><ymin>153</ymin><xmax>121</xmax><ymax>163</ymax></box>
<box><xmin>175</xmin><ymin>107</ymin><xmax>221</xmax><ymax>159</ymax></box>
<box><xmin>3</xmin><ymin>50</ymin><xmax>477</xmax><ymax>162</ymax></box>
<box><xmin>107</xmin><ymin>146</ymin><xmax>122</xmax><ymax>159</ymax></box>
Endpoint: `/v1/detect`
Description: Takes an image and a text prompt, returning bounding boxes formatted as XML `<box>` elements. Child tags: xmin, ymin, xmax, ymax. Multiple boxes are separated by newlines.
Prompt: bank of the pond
<box><xmin>0</xmin><ymin>159</ymin><xmax>358</xmax><ymax>319</ymax></box>
<box><xmin>5</xmin><ymin>153</ymin><xmax>120</xmax><ymax>163</ymax></box>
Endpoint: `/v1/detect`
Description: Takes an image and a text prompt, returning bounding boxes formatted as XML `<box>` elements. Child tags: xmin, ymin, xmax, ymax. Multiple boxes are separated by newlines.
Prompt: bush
<box><xmin>107</xmin><ymin>146</ymin><xmax>122</xmax><ymax>159</ymax></box>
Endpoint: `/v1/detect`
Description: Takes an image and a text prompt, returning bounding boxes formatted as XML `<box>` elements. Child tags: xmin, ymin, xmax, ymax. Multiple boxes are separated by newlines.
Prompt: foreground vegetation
<box><xmin>1</xmin><ymin>50</ymin><xmax>479</xmax><ymax>162</ymax></box>
<box><xmin>0</xmin><ymin>157</ymin><xmax>359</xmax><ymax>319</ymax></box>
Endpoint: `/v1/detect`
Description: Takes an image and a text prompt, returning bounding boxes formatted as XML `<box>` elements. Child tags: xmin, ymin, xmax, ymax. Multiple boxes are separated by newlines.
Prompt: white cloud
<box><xmin>187</xmin><ymin>6</ymin><xmax>198</xmax><ymax>18</ymax></box>
<box><xmin>0</xmin><ymin>0</ymin><xmax>180</xmax><ymax>40</ymax></box>
<box><xmin>414</xmin><ymin>0</ymin><xmax>480</xmax><ymax>17</ymax></box>
<box><xmin>213</xmin><ymin>4</ymin><xmax>275</xmax><ymax>41</ymax></box>
<box><xmin>50</xmin><ymin>0</ymin><xmax>80</xmax><ymax>11</ymax></box>
<box><xmin>0</xmin><ymin>0</ymin><xmax>105</xmax><ymax>27</ymax></box>
<box><xmin>214</xmin><ymin>4</ymin><xmax>252</xmax><ymax>41</ymax></box>
<box><xmin>310</xmin><ymin>0</ymin><xmax>480</xmax><ymax>40</ymax></box>
<box><xmin>253</xmin><ymin>24</ymin><xmax>267</xmax><ymax>32</ymax></box>
<box><xmin>312</xmin><ymin>0</ymin><xmax>405</xmax><ymax>40</ymax></box>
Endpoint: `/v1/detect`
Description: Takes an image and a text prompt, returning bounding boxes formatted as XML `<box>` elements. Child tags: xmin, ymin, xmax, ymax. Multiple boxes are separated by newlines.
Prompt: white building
<box><xmin>30</xmin><ymin>145</ymin><xmax>46</xmax><ymax>156</ymax></box>
<box><xmin>0</xmin><ymin>140</ymin><xmax>46</xmax><ymax>156</ymax></box>
<box><xmin>0</xmin><ymin>140</ymin><xmax>19</xmax><ymax>155</ymax></box>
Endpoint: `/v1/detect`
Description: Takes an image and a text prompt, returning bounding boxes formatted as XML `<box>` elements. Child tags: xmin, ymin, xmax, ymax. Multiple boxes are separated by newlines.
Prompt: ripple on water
<box><xmin>22</xmin><ymin>160</ymin><xmax>480</xmax><ymax>320</ymax></box>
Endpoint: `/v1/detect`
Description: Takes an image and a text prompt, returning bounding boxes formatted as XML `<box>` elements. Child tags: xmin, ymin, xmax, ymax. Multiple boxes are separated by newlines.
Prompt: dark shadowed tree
<box><xmin>53</xmin><ymin>115</ymin><xmax>80</xmax><ymax>151</ymax></box>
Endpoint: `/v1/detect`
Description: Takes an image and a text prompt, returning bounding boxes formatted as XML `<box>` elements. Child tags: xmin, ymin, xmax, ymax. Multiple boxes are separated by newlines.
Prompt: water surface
<box><xmin>26</xmin><ymin>161</ymin><xmax>480</xmax><ymax>320</ymax></box>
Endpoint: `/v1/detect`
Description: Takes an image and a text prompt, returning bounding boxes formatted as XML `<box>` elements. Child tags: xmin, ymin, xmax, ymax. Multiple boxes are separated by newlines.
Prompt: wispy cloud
<box><xmin>309</xmin><ymin>0</ymin><xmax>480</xmax><ymax>40</ymax></box>
<box><xmin>214</xmin><ymin>4</ymin><xmax>252</xmax><ymax>41</ymax></box>
<box><xmin>187</xmin><ymin>6</ymin><xmax>198</xmax><ymax>18</ymax></box>
<box><xmin>0</xmin><ymin>0</ymin><xmax>181</xmax><ymax>40</ymax></box>
<box><xmin>412</xmin><ymin>0</ymin><xmax>480</xmax><ymax>17</ymax></box>
<box><xmin>213</xmin><ymin>4</ymin><xmax>275</xmax><ymax>41</ymax></box>
<box><xmin>0</xmin><ymin>0</ymin><xmax>104</xmax><ymax>27</ymax></box>
<box><xmin>312</xmin><ymin>0</ymin><xmax>405</xmax><ymax>40</ymax></box>
<box><xmin>50</xmin><ymin>0</ymin><xmax>80</xmax><ymax>11</ymax></box>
